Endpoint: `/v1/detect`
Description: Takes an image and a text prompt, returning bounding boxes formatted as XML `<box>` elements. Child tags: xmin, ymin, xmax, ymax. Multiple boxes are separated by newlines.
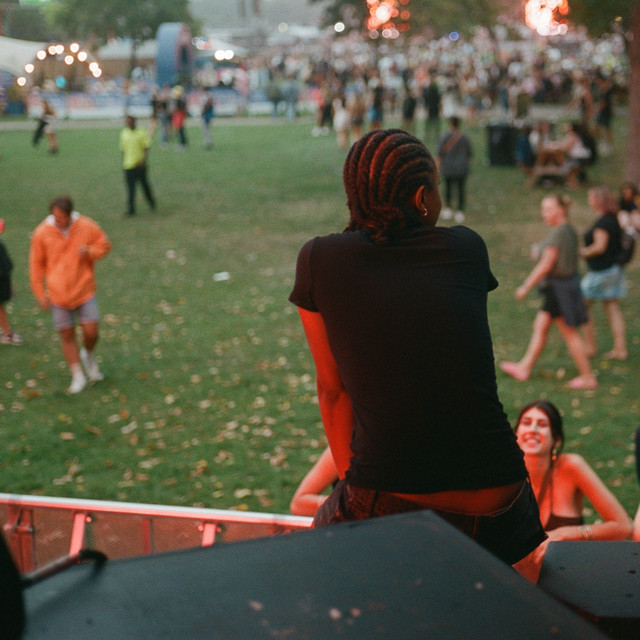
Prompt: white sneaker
<box><xmin>454</xmin><ymin>211</ymin><xmax>466</xmax><ymax>223</ymax></box>
<box><xmin>1</xmin><ymin>331</ymin><xmax>23</xmax><ymax>345</ymax></box>
<box><xmin>80</xmin><ymin>348</ymin><xmax>104</xmax><ymax>382</ymax></box>
<box><xmin>68</xmin><ymin>374</ymin><xmax>87</xmax><ymax>394</ymax></box>
<box><xmin>441</xmin><ymin>208</ymin><xmax>453</xmax><ymax>220</ymax></box>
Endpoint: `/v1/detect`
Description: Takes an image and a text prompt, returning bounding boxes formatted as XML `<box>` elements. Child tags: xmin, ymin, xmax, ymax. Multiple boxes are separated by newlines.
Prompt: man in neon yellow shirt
<box><xmin>119</xmin><ymin>115</ymin><xmax>156</xmax><ymax>216</ymax></box>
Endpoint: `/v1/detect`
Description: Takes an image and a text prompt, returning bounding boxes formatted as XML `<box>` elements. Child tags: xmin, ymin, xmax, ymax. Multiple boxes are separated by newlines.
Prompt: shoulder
<box><xmin>594</xmin><ymin>215</ymin><xmax>616</xmax><ymax>232</ymax></box>
<box><xmin>32</xmin><ymin>218</ymin><xmax>52</xmax><ymax>237</ymax></box>
<box><xmin>443</xmin><ymin>225</ymin><xmax>486</xmax><ymax>250</ymax></box>
<box><xmin>307</xmin><ymin>231</ymin><xmax>368</xmax><ymax>252</ymax></box>
<box><xmin>554</xmin><ymin>452</ymin><xmax>591</xmax><ymax>479</ymax></box>
<box><xmin>76</xmin><ymin>214</ymin><xmax>102</xmax><ymax>231</ymax></box>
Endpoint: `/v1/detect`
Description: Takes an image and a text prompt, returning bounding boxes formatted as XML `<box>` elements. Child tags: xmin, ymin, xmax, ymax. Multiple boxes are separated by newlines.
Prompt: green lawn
<box><xmin>0</xmin><ymin>114</ymin><xmax>638</xmax><ymax>521</ymax></box>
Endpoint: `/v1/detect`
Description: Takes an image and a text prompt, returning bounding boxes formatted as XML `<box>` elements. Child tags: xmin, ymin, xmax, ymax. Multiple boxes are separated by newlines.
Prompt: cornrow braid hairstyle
<box><xmin>343</xmin><ymin>129</ymin><xmax>438</xmax><ymax>245</ymax></box>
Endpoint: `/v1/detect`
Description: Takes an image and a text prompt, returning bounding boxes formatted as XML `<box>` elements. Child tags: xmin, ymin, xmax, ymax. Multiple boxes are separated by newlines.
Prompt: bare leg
<box><xmin>555</xmin><ymin>317</ymin><xmax>597</xmax><ymax>387</ymax></box>
<box><xmin>581</xmin><ymin>299</ymin><xmax>597</xmax><ymax>358</ymax></box>
<box><xmin>603</xmin><ymin>299</ymin><xmax>627</xmax><ymax>359</ymax></box>
<box><xmin>79</xmin><ymin>321</ymin><xmax>103</xmax><ymax>381</ymax></box>
<box><xmin>59</xmin><ymin>327</ymin><xmax>80</xmax><ymax>367</ymax></box>
<box><xmin>500</xmin><ymin>311</ymin><xmax>552</xmax><ymax>380</ymax></box>
<box><xmin>80</xmin><ymin>321</ymin><xmax>99</xmax><ymax>353</ymax></box>
<box><xmin>0</xmin><ymin>304</ymin><xmax>10</xmax><ymax>335</ymax></box>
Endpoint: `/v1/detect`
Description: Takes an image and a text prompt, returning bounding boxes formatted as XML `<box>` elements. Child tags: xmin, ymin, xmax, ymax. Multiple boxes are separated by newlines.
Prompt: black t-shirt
<box><xmin>290</xmin><ymin>225</ymin><xmax>526</xmax><ymax>494</ymax></box>
<box><xmin>584</xmin><ymin>213</ymin><xmax>622</xmax><ymax>271</ymax></box>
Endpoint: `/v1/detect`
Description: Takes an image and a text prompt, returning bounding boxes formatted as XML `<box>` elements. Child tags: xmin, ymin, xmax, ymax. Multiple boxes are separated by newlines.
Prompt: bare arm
<box><xmin>289</xmin><ymin>447</ymin><xmax>338</xmax><ymax>516</ymax></box>
<box><xmin>547</xmin><ymin>454</ymin><xmax>632</xmax><ymax>542</ymax></box>
<box><xmin>516</xmin><ymin>245</ymin><xmax>559</xmax><ymax>301</ymax></box>
<box><xmin>633</xmin><ymin>503</ymin><xmax>640</xmax><ymax>541</ymax></box>
<box><xmin>298</xmin><ymin>307</ymin><xmax>353</xmax><ymax>479</ymax></box>
<box><xmin>580</xmin><ymin>228</ymin><xmax>609</xmax><ymax>259</ymax></box>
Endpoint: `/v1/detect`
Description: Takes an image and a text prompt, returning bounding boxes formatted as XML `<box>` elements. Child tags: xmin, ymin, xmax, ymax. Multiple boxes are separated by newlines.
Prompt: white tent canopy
<box><xmin>0</xmin><ymin>35</ymin><xmax>46</xmax><ymax>77</ymax></box>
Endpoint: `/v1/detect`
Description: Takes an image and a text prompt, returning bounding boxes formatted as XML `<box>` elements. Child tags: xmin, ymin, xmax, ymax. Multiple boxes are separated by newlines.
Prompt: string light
<box><xmin>525</xmin><ymin>0</ymin><xmax>570</xmax><ymax>36</ymax></box>
<box><xmin>366</xmin><ymin>0</ymin><xmax>411</xmax><ymax>39</ymax></box>
<box><xmin>22</xmin><ymin>42</ymin><xmax>103</xmax><ymax>84</ymax></box>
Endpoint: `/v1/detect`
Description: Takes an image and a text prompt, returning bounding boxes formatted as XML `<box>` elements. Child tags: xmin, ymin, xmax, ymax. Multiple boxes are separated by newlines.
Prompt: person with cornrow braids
<box><xmin>290</xmin><ymin>129</ymin><xmax>546</xmax><ymax>569</ymax></box>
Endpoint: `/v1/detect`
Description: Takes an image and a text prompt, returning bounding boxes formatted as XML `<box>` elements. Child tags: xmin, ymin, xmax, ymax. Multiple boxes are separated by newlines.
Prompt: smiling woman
<box><xmin>515</xmin><ymin>399</ymin><xmax>632</xmax><ymax>546</ymax></box>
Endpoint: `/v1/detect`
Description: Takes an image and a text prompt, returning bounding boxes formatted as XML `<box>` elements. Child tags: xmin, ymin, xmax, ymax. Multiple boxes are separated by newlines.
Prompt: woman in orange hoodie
<box><xmin>30</xmin><ymin>195</ymin><xmax>111</xmax><ymax>393</ymax></box>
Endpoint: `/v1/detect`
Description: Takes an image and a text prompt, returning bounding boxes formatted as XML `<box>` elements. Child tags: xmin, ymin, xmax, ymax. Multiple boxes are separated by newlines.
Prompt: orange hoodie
<box><xmin>29</xmin><ymin>212</ymin><xmax>111</xmax><ymax>309</ymax></box>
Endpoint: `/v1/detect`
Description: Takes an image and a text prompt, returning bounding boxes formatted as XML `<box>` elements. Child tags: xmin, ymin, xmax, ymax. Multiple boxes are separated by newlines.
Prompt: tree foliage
<box><xmin>310</xmin><ymin>0</ymin><xmax>518</xmax><ymax>36</ymax></box>
<box><xmin>46</xmin><ymin>0</ymin><xmax>195</xmax><ymax>44</ymax></box>
<box><xmin>568</xmin><ymin>0</ymin><xmax>636</xmax><ymax>37</ymax></box>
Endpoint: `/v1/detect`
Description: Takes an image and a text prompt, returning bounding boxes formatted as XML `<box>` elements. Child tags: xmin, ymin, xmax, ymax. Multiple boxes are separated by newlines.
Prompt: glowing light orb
<box><xmin>36</xmin><ymin>50</ymin><xmax>46</xmax><ymax>60</ymax></box>
<box><xmin>64</xmin><ymin>55</ymin><xmax>74</xmax><ymax>65</ymax></box>
<box><xmin>525</xmin><ymin>0</ymin><xmax>569</xmax><ymax>36</ymax></box>
<box><xmin>25</xmin><ymin>63</ymin><xmax>35</xmax><ymax>74</ymax></box>
<box><xmin>334</xmin><ymin>22</ymin><xmax>345</xmax><ymax>33</ymax></box>
<box><xmin>77</xmin><ymin>51</ymin><xmax>88</xmax><ymax>62</ymax></box>
<box><xmin>366</xmin><ymin>0</ymin><xmax>410</xmax><ymax>39</ymax></box>
<box><xmin>17</xmin><ymin>76</ymin><xmax>27</xmax><ymax>87</ymax></box>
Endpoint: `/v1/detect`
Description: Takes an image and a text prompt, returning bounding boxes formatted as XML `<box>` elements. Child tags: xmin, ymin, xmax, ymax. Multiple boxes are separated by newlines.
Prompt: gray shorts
<box><xmin>51</xmin><ymin>297</ymin><xmax>99</xmax><ymax>330</ymax></box>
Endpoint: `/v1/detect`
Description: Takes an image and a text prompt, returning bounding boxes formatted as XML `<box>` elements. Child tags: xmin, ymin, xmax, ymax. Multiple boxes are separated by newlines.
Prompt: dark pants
<box><xmin>313</xmin><ymin>479</ymin><xmax>546</xmax><ymax>566</ymax></box>
<box><xmin>124</xmin><ymin>165</ymin><xmax>155</xmax><ymax>215</ymax></box>
<box><xmin>445</xmin><ymin>175</ymin><xmax>467</xmax><ymax>212</ymax></box>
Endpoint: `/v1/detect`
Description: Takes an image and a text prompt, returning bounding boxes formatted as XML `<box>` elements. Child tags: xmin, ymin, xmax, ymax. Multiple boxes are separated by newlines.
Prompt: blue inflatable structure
<box><xmin>156</xmin><ymin>23</ymin><xmax>193</xmax><ymax>87</ymax></box>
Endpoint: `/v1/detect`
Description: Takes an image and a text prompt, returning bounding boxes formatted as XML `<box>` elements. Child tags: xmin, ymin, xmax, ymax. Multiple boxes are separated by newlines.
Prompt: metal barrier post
<box><xmin>3</xmin><ymin>506</ymin><xmax>36</xmax><ymax>572</ymax></box>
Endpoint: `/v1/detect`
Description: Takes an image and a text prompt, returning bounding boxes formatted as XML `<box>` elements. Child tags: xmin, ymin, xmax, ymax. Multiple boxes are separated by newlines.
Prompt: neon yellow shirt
<box><xmin>119</xmin><ymin>126</ymin><xmax>151</xmax><ymax>170</ymax></box>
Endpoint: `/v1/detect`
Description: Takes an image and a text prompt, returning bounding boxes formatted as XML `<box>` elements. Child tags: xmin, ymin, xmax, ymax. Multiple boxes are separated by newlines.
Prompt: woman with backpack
<box><xmin>580</xmin><ymin>185</ymin><xmax>628</xmax><ymax>361</ymax></box>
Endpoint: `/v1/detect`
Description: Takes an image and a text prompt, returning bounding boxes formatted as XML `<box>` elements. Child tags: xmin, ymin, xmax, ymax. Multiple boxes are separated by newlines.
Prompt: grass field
<box><xmin>0</xmin><ymin>113</ymin><xmax>638</xmax><ymax>521</ymax></box>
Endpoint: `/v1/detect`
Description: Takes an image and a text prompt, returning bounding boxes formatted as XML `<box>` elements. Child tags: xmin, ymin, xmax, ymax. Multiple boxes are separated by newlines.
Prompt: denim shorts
<box><xmin>51</xmin><ymin>297</ymin><xmax>99</xmax><ymax>330</ymax></box>
<box><xmin>581</xmin><ymin>264</ymin><xmax>627</xmax><ymax>301</ymax></box>
<box><xmin>313</xmin><ymin>479</ymin><xmax>546</xmax><ymax>566</ymax></box>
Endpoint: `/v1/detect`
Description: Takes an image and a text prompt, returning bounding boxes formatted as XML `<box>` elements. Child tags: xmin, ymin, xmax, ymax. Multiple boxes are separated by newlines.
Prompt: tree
<box><xmin>1</xmin><ymin>4</ymin><xmax>56</xmax><ymax>41</ymax></box>
<box><xmin>46</xmin><ymin>0</ymin><xmax>197</xmax><ymax>77</ymax></box>
<box><xmin>310</xmin><ymin>0</ymin><xmax>518</xmax><ymax>36</ymax></box>
<box><xmin>568</xmin><ymin>0</ymin><xmax>640</xmax><ymax>187</ymax></box>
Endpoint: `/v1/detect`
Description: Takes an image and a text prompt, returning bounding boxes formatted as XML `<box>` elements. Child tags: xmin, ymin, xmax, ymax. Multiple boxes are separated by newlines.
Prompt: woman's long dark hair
<box><xmin>343</xmin><ymin>129</ymin><xmax>438</xmax><ymax>245</ymax></box>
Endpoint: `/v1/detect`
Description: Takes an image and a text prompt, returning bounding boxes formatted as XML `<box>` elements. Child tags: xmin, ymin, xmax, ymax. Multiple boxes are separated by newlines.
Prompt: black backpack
<box><xmin>617</xmin><ymin>229</ymin><xmax>636</xmax><ymax>266</ymax></box>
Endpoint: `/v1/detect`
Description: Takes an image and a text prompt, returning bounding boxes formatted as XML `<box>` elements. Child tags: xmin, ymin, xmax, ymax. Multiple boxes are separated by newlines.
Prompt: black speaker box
<box><xmin>539</xmin><ymin>541</ymin><xmax>640</xmax><ymax>639</ymax></box>
<box><xmin>22</xmin><ymin>510</ymin><xmax>607</xmax><ymax>639</ymax></box>
<box><xmin>0</xmin><ymin>532</ymin><xmax>25</xmax><ymax>639</ymax></box>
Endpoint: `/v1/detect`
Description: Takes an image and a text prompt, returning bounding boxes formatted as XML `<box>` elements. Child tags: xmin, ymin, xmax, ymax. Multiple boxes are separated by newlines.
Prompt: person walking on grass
<box><xmin>0</xmin><ymin>219</ymin><xmax>23</xmax><ymax>346</ymax></box>
<box><xmin>437</xmin><ymin>116</ymin><xmax>472</xmax><ymax>223</ymax></box>
<box><xmin>119</xmin><ymin>115</ymin><xmax>156</xmax><ymax>217</ymax></box>
<box><xmin>29</xmin><ymin>196</ymin><xmax>111</xmax><ymax>394</ymax></box>
<box><xmin>500</xmin><ymin>194</ymin><xmax>597</xmax><ymax>390</ymax></box>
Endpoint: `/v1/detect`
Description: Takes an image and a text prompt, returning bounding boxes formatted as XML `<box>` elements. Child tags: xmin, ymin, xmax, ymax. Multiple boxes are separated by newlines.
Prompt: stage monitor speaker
<box><xmin>23</xmin><ymin>510</ymin><xmax>608</xmax><ymax>639</ymax></box>
<box><xmin>539</xmin><ymin>541</ymin><xmax>640</xmax><ymax>639</ymax></box>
